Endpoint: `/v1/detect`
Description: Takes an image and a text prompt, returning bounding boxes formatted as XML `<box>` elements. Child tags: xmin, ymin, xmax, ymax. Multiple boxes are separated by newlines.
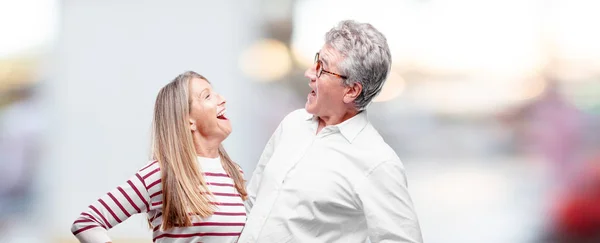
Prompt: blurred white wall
<box><xmin>41</xmin><ymin>0</ymin><xmax>262</xmax><ymax>240</ymax></box>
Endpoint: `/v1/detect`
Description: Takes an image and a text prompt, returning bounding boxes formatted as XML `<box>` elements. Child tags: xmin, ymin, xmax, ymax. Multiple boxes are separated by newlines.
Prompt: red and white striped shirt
<box><xmin>71</xmin><ymin>156</ymin><xmax>247</xmax><ymax>243</ymax></box>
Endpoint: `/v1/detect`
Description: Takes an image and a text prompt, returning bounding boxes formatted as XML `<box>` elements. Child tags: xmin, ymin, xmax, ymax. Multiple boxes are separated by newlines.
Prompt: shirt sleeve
<box><xmin>356</xmin><ymin>159</ymin><xmax>423</xmax><ymax>243</ymax></box>
<box><xmin>70</xmin><ymin>169</ymin><xmax>152</xmax><ymax>243</ymax></box>
<box><xmin>244</xmin><ymin>120</ymin><xmax>284</xmax><ymax>213</ymax></box>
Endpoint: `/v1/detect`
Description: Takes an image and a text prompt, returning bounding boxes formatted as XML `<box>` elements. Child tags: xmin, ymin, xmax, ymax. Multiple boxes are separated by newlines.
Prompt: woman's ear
<box><xmin>189</xmin><ymin>119</ymin><xmax>196</xmax><ymax>132</ymax></box>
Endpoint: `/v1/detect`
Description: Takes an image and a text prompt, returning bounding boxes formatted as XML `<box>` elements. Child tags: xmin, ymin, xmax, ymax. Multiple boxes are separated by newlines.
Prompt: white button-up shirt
<box><xmin>239</xmin><ymin>109</ymin><xmax>422</xmax><ymax>243</ymax></box>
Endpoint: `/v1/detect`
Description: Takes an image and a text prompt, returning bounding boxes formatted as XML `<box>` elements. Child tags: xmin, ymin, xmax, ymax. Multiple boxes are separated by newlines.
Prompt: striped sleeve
<box><xmin>71</xmin><ymin>161</ymin><xmax>157</xmax><ymax>243</ymax></box>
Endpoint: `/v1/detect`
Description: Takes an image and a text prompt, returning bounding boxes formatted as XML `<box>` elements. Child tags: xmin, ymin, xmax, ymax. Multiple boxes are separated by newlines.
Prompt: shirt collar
<box><xmin>305</xmin><ymin>111</ymin><xmax>368</xmax><ymax>143</ymax></box>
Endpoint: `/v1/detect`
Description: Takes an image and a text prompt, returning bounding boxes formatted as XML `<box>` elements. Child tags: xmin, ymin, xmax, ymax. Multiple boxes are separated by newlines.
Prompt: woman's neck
<box><xmin>191</xmin><ymin>132</ymin><xmax>221</xmax><ymax>158</ymax></box>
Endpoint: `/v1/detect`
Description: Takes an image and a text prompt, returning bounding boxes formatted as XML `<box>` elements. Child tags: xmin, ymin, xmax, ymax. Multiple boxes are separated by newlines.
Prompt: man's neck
<box><xmin>316</xmin><ymin>109</ymin><xmax>359</xmax><ymax>134</ymax></box>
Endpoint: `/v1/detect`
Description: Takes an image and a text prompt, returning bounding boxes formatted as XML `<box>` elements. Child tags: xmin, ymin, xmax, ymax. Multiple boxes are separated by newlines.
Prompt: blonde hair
<box><xmin>151</xmin><ymin>71</ymin><xmax>247</xmax><ymax>230</ymax></box>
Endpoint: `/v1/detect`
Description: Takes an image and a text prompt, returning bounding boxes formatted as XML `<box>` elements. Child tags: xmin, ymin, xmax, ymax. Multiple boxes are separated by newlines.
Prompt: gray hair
<box><xmin>325</xmin><ymin>20</ymin><xmax>392</xmax><ymax>110</ymax></box>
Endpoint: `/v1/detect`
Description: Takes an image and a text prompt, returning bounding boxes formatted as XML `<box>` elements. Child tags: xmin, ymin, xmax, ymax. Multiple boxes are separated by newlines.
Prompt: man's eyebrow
<box><xmin>321</xmin><ymin>55</ymin><xmax>329</xmax><ymax>67</ymax></box>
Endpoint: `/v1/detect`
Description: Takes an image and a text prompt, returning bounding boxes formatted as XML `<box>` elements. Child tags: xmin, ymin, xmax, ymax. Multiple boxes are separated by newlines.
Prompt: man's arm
<box><xmin>357</xmin><ymin>159</ymin><xmax>423</xmax><ymax>243</ymax></box>
<box><xmin>244</xmin><ymin>121</ymin><xmax>283</xmax><ymax>213</ymax></box>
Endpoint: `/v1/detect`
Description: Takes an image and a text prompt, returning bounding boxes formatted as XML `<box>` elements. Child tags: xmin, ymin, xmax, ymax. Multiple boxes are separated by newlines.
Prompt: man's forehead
<box><xmin>320</xmin><ymin>45</ymin><xmax>343</xmax><ymax>62</ymax></box>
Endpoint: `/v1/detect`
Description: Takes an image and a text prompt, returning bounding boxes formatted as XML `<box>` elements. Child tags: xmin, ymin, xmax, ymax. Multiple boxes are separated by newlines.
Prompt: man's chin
<box><xmin>305</xmin><ymin>102</ymin><xmax>316</xmax><ymax>113</ymax></box>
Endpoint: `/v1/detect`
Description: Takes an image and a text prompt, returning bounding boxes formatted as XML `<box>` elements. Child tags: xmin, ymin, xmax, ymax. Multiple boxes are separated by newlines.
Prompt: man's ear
<box><xmin>343</xmin><ymin>82</ymin><xmax>362</xmax><ymax>104</ymax></box>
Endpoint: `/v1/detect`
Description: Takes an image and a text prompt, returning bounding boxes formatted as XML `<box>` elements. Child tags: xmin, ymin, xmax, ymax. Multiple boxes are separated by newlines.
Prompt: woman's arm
<box><xmin>71</xmin><ymin>163</ymin><xmax>155</xmax><ymax>243</ymax></box>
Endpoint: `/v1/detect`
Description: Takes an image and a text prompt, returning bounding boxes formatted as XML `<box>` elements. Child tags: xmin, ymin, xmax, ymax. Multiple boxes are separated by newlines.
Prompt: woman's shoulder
<box><xmin>135</xmin><ymin>160</ymin><xmax>163</xmax><ymax>192</ymax></box>
<box><xmin>138</xmin><ymin>160</ymin><xmax>161</xmax><ymax>175</ymax></box>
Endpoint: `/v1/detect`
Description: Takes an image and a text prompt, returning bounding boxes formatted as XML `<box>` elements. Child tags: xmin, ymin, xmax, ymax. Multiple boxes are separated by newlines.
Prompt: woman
<box><xmin>71</xmin><ymin>71</ymin><xmax>247</xmax><ymax>243</ymax></box>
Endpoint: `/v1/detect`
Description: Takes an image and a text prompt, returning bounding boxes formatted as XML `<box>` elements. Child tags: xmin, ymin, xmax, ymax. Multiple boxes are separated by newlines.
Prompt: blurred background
<box><xmin>1</xmin><ymin>0</ymin><xmax>599</xmax><ymax>242</ymax></box>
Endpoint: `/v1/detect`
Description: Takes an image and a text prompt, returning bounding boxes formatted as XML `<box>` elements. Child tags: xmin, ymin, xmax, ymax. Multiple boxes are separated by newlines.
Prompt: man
<box><xmin>239</xmin><ymin>20</ymin><xmax>423</xmax><ymax>243</ymax></box>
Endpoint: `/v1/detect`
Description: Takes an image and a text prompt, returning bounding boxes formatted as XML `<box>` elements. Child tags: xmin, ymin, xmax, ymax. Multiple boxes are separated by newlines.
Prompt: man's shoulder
<box><xmin>355</xmin><ymin>124</ymin><xmax>400</xmax><ymax>162</ymax></box>
<box><xmin>281</xmin><ymin>108</ymin><xmax>311</xmax><ymax>124</ymax></box>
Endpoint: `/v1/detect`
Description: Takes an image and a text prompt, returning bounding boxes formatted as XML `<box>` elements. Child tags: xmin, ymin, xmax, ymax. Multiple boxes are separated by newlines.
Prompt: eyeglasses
<box><xmin>314</xmin><ymin>52</ymin><xmax>347</xmax><ymax>79</ymax></box>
